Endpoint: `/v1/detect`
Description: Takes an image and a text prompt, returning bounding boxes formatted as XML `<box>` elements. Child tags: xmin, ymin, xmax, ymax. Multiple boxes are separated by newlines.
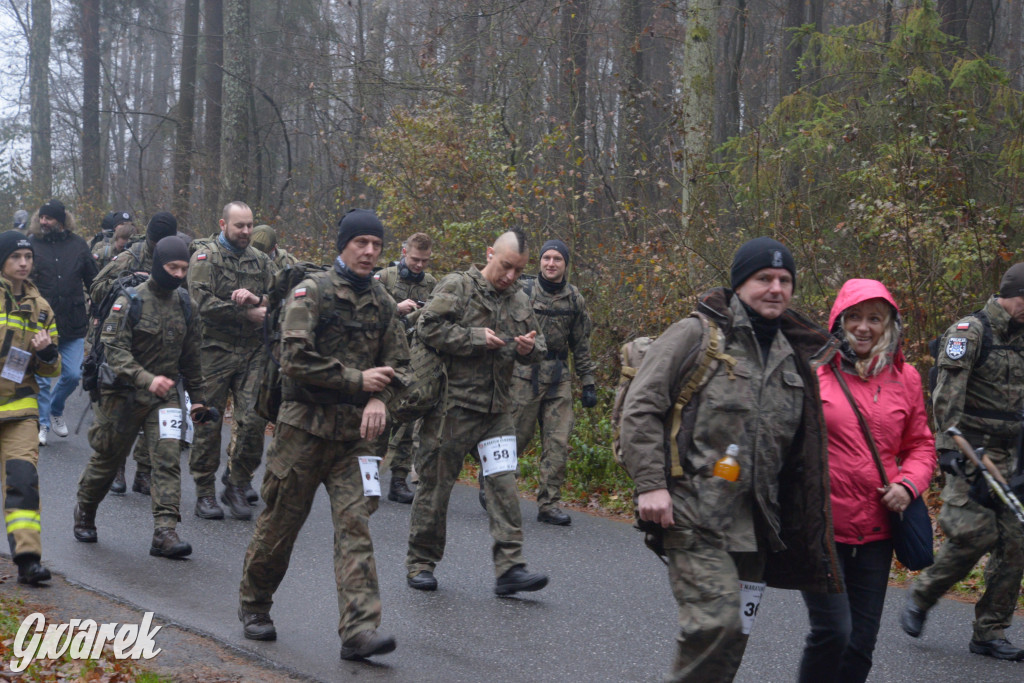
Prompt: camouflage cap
<box><xmin>251</xmin><ymin>225</ymin><xmax>276</xmax><ymax>254</ymax></box>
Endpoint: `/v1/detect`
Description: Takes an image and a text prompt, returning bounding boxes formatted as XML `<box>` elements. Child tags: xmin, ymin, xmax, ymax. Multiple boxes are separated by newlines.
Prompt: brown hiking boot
<box><xmin>220</xmin><ymin>484</ymin><xmax>253</xmax><ymax>520</ymax></box>
<box><xmin>132</xmin><ymin>469</ymin><xmax>151</xmax><ymax>496</ymax></box>
<box><xmin>150</xmin><ymin>527</ymin><xmax>192</xmax><ymax>558</ymax></box>
<box><xmin>238</xmin><ymin>608</ymin><xmax>277</xmax><ymax>641</ymax></box>
<box><xmin>73</xmin><ymin>504</ymin><xmax>98</xmax><ymax>543</ymax></box>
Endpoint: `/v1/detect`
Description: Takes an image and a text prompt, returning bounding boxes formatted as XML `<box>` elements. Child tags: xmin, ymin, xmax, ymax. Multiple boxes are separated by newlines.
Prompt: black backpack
<box><xmin>81</xmin><ymin>273</ymin><xmax>192</xmax><ymax>401</ymax></box>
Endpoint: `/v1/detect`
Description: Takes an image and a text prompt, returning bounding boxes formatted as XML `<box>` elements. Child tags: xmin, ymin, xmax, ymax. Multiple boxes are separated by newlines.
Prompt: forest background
<box><xmin>1</xmin><ymin>0</ymin><xmax>1022</xmax><ymax>514</ymax></box>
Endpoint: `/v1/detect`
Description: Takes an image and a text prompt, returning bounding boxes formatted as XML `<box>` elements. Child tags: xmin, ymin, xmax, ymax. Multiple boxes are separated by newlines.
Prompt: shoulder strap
<box><xmin>831</xmin><ymin>363</ymin><xmax>890</xmax><ymax>486</ymax></box>
<box><xmin>125</xmin><ymin>287</ymin><xmax>144</xmax><ymax>328</ymax></box>
<box><xmin>667</xmin><ymin>316</ymin><xmax>738</xmax><ymax>478</ymax></box>
<box><xmin>176</xmin><ymin>288</ymin><xmax>193</xmax><ymax>325</ymax></box>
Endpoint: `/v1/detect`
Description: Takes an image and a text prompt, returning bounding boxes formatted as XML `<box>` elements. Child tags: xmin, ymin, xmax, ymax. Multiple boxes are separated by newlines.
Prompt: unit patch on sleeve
<box><xmin>945</xmin><ymin>337</ymin><xmax>968</xmax><ymax>360</ymax></box>
<box><xmin>196</xmin><ymin>253</ymin><xmax>207</xmax><ymax>261</ymax></box>
<box><xmin>956</xmin><ymin>322</ymin><xmax>971</xmax><ymax>330</ymax></box>
<box><xmin>294</xmin><ymin>287</ymin><xmax>307</xmax><ymax>298</ymax></box>
<box><xmin>103</xmin><ymin>322</ymin><xmax>116</xmax><ymax>333</ymax></box>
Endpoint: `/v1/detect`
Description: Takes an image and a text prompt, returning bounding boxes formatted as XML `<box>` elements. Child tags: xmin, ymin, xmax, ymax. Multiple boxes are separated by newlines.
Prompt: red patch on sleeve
<box><xmin>957</xmin><ymin>322</ymin><xmax>971</xmax><ymax>330</ymax></box>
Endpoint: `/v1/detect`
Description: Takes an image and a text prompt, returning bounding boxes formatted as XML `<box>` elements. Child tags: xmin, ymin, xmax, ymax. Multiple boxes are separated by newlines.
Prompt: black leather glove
<box><xmin>968</xmin><ymin>471</ymin><xmax>997</xmax><ymax>509</ymax></box>
<box><xmin>581</xmin><ymin>385</ymin><xmax>598</xmax><ymax>409</ymax></box>
<box><xmin>190</xmin><ymin>405</ymin><xmax>220</xmax><ymax>425</ymax></box>
<box><xmin>938</xmin><ymin>449</ymin><xmax>965</xmax><ymax>477</ymax></box>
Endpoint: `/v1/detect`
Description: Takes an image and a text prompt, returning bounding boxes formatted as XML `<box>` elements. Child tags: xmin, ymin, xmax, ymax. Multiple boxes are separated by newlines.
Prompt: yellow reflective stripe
<box><xmin>0</xmin><ymin>396</ymin><xmax>38</xmax><ymax>412</ymax></box>
<box><xmin>5</xmin><ymin>510</ymin><xmax>40</xmax><ymax>524</ymax></box>
<box><xmin>5</xmin><ymin>510</ymin><xmax>41</xmax><ymax>533</ymax></box>
<box><xmin>0</xmin><ymin>315</ymin><xmax>39</xmax><ymax>332</ymax></box>
<box><xmin>7</xmin><ymin>520</ymin><xmax>41</xmax><ymax>533</ymax></box>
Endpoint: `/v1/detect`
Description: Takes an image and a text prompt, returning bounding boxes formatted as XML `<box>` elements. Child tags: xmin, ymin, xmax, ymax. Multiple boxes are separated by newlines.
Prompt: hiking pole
<box><xmin>948</xmin><ymin>426</ymin><xmax>1024</xmax><ymax>525</ymax></box>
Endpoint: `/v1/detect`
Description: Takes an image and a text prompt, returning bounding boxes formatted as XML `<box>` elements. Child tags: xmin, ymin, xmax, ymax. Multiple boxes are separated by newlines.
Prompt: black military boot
<box><xmin>195</xmin><ymin>496</ymin><xmax>224</xmax><ymax>520</ymax></box>
<box><xmin>220</xmin><ymin>484</ymin><xmax>253</xmax><ymax>520</ymax></box>
<box><xmin>238</xmin><ymin>608</ymin><xmax>277</xmax><ymax>641</ymax></box>
<box><xmin>494</xmin><ymin>565</ymin><xmax>548</xmax><ymax>596</ymax></box>
<box><xmin>110</xmin><ymin>465</ymin><xmax>127</xmax><ymax>495</ymax></box>
<box><xmin>340</xmin><ymin>630</ymin><xmax>396</xmax><ymax>660</ymax></box>
<box><xmin>73</xmin><ymin>503</ymin><xmax>98</xmax><ymax>543</ymax></box>
<box><xmin>969</xmin><ymin>637</ymin><xmax>1024</xmax><ymax>661</ymax></box>
<box><xmin>15</xmin><ymin>555</ymin><xmax>51</xmax><ymax>586</ymax></box>
<box><xmin>537</xmin><ymin>508</ymin><xmax>571</xmax><ymax>526</ymax></box>
<box><xmin>132</xmin><ymin>469</ymin><xmax>151</xmax><ymax>496</ymax></box>
<box><xmin>150</xmin><ymin>527</ymin><xmax>192</xmax><ymax>558</ymax></box>
<box><xmin>223</xmin><ymin>469</ymin><xmax>258</xmax><ymax>504</ymax></box>
<box><xmin>388</xmin><ymin>476</ymin><xmax>414</xmax><ymax>504</ymax></box>
<box><xmin>899</xmin><ymin>596</ymin><xmax>928</xmax><ymax>638</ymax></box>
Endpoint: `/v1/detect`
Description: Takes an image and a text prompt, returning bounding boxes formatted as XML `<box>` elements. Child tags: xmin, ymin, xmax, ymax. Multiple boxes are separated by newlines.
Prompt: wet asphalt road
<box><xmin>10</xmin><ymin>389</ymin><xmax>1024</xmax><ymax>682</ymax></box>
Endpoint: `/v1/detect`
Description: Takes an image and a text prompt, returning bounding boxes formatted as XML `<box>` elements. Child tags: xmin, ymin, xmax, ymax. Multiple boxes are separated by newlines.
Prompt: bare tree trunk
<box><xmin>780</xmin><ymin>0</ymin><xmax>805</xmax><ymax>98</ymax></box>
<box><xmin>561</xmin><ymin>0</ymin><xmax>589</xmax><ymax>217</ymax></box>
<box><xmin>617</xmin><ymin>0</ymin><xmax>644</xmax><ymax>239</ymax></box>
<box><xmin>80</xmin><ymin>0</ymin><xmax>101</xmax><ymax>212</ymax></box>
<box><xmin>220</xmin><ymin>0</ymin><xmax>251</xmax><ymax>203</ymax></box>
<box><xmin>715</xmin><ymin>0</ymin><xmax>746</xmax><ymax>149</ymax></box>
<box><xmin>938</xmin><ymin>0</ymin><xmax>968</xmax><ymax>45</ymax></box>
<box><xmin>174</xmin><ymin>0</ymin><xmax>201</xmax><ymax>229</ymax></box>
<box><xmin>1009</xmin><ymin>0</ymin><xmax>1023</xmax><ymax>89</ymax></box>
<box><xmin>680</xmin><ymin>0</ymin><xmax>721</xmax><ymax>228</ymax></box>
<box><xmin>203</xmin><ymin>0</ymin><xmax>224</xmax><ymax>216</ymax></box>
<box><xmin>30</xmin><ymin>0</ymin><xmax>52</xmax><ymax>200</ymax></box>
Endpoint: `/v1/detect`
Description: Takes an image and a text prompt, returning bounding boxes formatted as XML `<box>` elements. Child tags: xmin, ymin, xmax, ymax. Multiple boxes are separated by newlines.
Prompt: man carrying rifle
<box><xmin>901</xmin><ymin>263</ymin><xmax>1024</xmax><ymax>661</ymax></box>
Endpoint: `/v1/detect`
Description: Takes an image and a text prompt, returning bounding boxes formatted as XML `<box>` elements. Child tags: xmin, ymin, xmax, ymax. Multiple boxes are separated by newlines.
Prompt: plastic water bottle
<box><xmin>713</xmin><ymin>444</ymin><xmax>740</xmax><ymax>482</ymax></box>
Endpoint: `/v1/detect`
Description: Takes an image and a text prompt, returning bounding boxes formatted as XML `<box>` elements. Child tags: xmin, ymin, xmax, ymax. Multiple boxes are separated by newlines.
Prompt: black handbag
<box><xmin>832</xmin><ymin>365</ymin><xmax>934</xmax><ymax>571</ymax></box>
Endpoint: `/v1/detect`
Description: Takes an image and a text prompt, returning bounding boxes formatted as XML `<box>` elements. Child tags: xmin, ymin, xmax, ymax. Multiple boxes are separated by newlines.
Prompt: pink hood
<box><xmin>827</xmin><ymin>278</ymin><xmax>904</xmax><ymax>369</ymax></box>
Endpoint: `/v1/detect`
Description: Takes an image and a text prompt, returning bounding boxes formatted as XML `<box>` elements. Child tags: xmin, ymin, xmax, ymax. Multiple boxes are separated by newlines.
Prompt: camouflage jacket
<box><xmin>933</xmin><ymin>295</ymin><xmax>1024</xmax><ymax>490</ymax></box>
<box><xmin>90</xmin><ymin>240</ymin><xmax>152</xmax><ymax>305</ymax></box>
<box><xmin>101</xmin><ymin>279</ymin><xmax>206</xmax><ymax>408</ymax></box>
<box><xmin>0</xmin><ymin>279</ymin><xmax>60</xmax><ymax>420</ymax></box>
<box><xmin>374</xmin><ymin>263</ymin><xmax>438</xmax><ymax>331</ymax></box>
<box><xmin>187</xmin><ymin>237</ymin><xmax>272</xmax><ymax>350</ymax></box>
<box><xmin>90</xmin><ymin>240</ymin><xmax>124</xmax><ymax>271</ymax></box>
<box><xmin>511</xmin><ymin>275</ymin><xmax>596</xmax><ymax>392</ymax></box>
<box><xmin>620</xmin><ymin>288</ymin><xmax>840</xmax><ymax>592</ymax></box>
<box><xmin>272</xmin><ymin>248</ymin><xmax>298</xmax><ymax>274</ymax></box>
<box><xmin>416</xmin><ymin>265</ymin><xmax>546</xmax><ymax>414</ymax></box>
<box><xmin>277</xmin><ymin>268</ymin><xmax>411</xmax><ymax>441</ymax></box>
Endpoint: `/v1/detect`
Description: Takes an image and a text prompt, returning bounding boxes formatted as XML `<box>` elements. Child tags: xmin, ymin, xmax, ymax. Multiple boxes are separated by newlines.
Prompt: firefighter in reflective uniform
<box><xmin>0</xmin><ymin>231</ymin><xmax>60</xmax><ymax>585</ymax></box>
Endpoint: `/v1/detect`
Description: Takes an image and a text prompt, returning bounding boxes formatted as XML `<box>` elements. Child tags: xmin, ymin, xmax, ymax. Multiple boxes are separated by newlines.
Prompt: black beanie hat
<box><xmin>730</xmin><ymin>237</ymin><xmax>797</xmax><ymax>290</ymax></box>
<box><xmin>151</xmin><ymin>236</ymin><xmax>190</xmax><ymax>290</ymax></box>
<box><xmin>999</xmin><ymin>263</ymin><xmax>1024</xmax><ymax>299</ymax></box>
<box><xmin>102</xmin><ymin>210</ymin><xmax>132</xmax><ymax>233</ymax></box>
<box><xmin>540</xmin><ymin>239</ymin><xmax>570</xmax><ymax>265</ymax></box>
<box><xmin>336</xmin><ymin>209</ymin><xmax>384</xmax><ymax>252</ymax></box>
<box><xmin>39</xmin><ymin>199</ymin><xmax>66</xmax><ymax>226</ymax></box>
<box><xmin>0</xmin><ymin>230</ymin><xmax>33</xmax><ymax>267</ymax></box>
<box><xmin>147</xmin><ymin>212</ymin><xmax>178</xmax><ymax>245</ymax></box>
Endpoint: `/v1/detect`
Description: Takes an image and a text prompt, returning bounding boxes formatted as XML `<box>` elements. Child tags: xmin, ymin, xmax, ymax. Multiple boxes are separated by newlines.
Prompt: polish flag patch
<box><xmin>112</xmin><ymin>303</ymin><xmax>123</xmax><ymax>312</ymax></box>
<box><xmin>196</xmin><ymin>253</ymin><xmax>207</xmax><ymax>261</ymax></box>
<box><xmin>957</xmin><ymin>322</ymin><xmax>971</xmax><ymax>330</ymax></box>
<box><xmin>294</xmin><ymin>287</ymin><xmax>307</xmax><ymax>298</ymax></box>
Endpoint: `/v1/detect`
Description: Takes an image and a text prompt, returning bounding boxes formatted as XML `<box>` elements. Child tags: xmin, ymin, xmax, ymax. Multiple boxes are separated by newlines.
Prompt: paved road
<box><xmin>10</xmin><ymin>390</ymin><xmax>1024</xmax><ymax>682</ymax></box>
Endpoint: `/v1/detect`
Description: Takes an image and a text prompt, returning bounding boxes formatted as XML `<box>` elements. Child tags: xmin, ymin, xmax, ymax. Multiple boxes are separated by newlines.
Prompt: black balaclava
<box><xmin>147</xmin><ymin>212</ymin><xmax>179</xmax><ymax>249</ymax></box>
<box><xmin>151</xmin><ymin>236</ymin><xmax>190</xmax><ymax>291</ymax></box>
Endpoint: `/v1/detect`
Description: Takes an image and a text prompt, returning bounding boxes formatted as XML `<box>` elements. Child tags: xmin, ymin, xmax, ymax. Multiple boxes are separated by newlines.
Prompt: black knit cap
<box><xmin>730</xmin><ymin>236</ymin><xmax>797</xmax><ymax>290</ymax></box>
<box><xmin>151</xmin><ymin>236</ymin><xmax>190</xmax><ymax>290</ymax></box>
<box><xmin>0</xmin><ymin>230</ymin><xmax>33</xmax><ymax>266</ymax></box>
<box><xmin>999</xmin><ymin>263</ymin><xmax>1024</xmax><ymax>299</ymax></box>
<box><xmin>540</xmin><ymin>239</ymin><xmax>570</xmax><ymax>265</ymax></box>
<box><xmin>146</xmin><ymin>212</ymin><xmax>178</xmax><ymax>245</ymax></box>
<box><xmin>336</xmin><ymin>209</ymin><xmax>384</xmax><ymax>252</ymax></box>
<box><xmin>38</xmin><ymin>199</ymin><xmax>66</xmax><ymax>226</ymax></box>
<box><xmin>101</xmin><ymin>211</ymin><xmax>132</xmax><ymax>233</ymax></box>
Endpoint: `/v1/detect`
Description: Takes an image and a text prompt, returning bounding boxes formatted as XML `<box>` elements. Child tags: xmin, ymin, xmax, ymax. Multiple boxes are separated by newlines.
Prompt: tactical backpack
<box><xmin>387</xmin><ymin>335</ymin><xmax>446</xmax><ymax>424</ymax></box>
<box><xmin>926</xmin><ymin>309</ymin><xmax>1024</xmax><ymax>393</ymax></box>
<box><xmin>81</xmin><ymin>273</ymin><xmax>193</xmax><ymax>401</ymax></box>
<box><xmin>611</xmin><ymin>312</ymin><xmax>737</xmax><ymax>478</ymax></box>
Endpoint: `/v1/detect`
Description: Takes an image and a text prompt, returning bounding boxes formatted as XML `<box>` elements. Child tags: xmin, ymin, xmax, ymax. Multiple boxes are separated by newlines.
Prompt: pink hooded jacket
<box><xmin>818</xmin><ymin>279</ymin><xmax>936</xmax><ymax>545</ymax></box>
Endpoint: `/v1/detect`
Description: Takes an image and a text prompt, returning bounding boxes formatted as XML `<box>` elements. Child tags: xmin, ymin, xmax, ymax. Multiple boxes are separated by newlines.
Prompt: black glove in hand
<box><xmin>938</xmin><ymin>449</ymin><xmax>964</xmax><ymax>476</ymax></box>
<box><xmin>581</xmin><ymin>385</ymin><xmax>598</xmax><ymax>409</ymax></box>
<box><xmin>190</xmin><ymin>405</ymin><xmax>221</xmax><ymax>425</ymax></box>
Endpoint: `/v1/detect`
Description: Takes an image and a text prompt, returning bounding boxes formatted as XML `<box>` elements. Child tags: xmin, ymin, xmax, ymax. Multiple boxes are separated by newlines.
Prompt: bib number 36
<box><xmin>477</xmin><ymin>435</ymin><xmax>517</xmax><ymax>477</ymax></box>
<box><xmin>739</xmin><ymin>581</ymin><xmax>766</xmax><ymax>635</ymax></box>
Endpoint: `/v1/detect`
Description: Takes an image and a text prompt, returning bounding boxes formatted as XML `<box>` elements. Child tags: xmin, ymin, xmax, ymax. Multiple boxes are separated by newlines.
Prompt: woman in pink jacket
<box><xmin>798</xmin><ymin>279</ymin><xmax>936</xmax><ymax>683</ymax></box>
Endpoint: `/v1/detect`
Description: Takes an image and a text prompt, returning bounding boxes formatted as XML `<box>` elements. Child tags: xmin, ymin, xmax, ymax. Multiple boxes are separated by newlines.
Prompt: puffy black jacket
<box><xmin>29</xmin><ymin>230</ymin><xmax>98</xmax><ymax>339</ymax></box>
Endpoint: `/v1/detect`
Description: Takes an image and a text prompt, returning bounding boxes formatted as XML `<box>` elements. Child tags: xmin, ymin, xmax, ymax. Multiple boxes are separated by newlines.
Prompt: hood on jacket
<box><xmin>828</xmin><ymin>278</ymin><xmax>904</xmax><ymax>368</ymax></box>
<box><xmin>28</xmin><ymin>208</ymin><xmax>78</xmax><ymax>238</ymax></box>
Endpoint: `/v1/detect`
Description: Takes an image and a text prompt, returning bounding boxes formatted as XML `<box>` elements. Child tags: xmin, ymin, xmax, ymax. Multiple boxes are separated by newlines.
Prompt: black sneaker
<box><xmin>238</xmin><ymin>608</ymin><xmax>277</xmax><ymax>641</ymax></box>
<box><xmin>969</xmin><ymin>637</ymin><xmax>1024</xmax><ymax>661</ymax></box>
<box><xmin>340</xmin><ymin>630</ymin><xmax>396</xmax><ymax>660</ymax></box>
<box><xmin>494</xmin><ymin>565</ymin><xmax>548</xmax><ymax>596</ymax></box>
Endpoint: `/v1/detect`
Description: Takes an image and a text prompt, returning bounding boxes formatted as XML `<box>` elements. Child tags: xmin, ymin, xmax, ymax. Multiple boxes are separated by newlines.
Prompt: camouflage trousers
<box><xmin>512</xmin><ymin>376</ymin><xmax>573</xmax><ymax>513</ymax></box>
<box><xmin>406</xmin><ymin>406</ymin><xmax>525</xmax><ymax>578</ymax></box>
<box><xmin>190</xmin><ymin>345</ymin><xmax>267</xmax><ymax>496</ymax></box>
<box><xmin>663</xmin><ymin>527</ymin><xmax>766</xmax><ymax>683</ymax></box>
<box><xmin>911</xmin><ymin>495</ymin><xmax>1024</xmax><ymax>641</ymax></box>
<box><xmin>374</xmin><ymin>419</ymin><xmax>420</xmax><ymax>478</ymax></box>
<box><xmin>77</xmin><ymin>392</ymin><xmax>186</xmax><ymax>529</ymax></box>
<box><xmin>2</xmin><ymin>418</ymin><xmax>42</xmax><ymax>559</ymax></box>
<box><xmin>130</xmin><ymin>432</ymin><xmax>152</xmax><ymax>475</ymax></box>
<box><xmin>239</xmin><ymin>423</ymin><xmax>382</xmax><ymax>642</ymax></box>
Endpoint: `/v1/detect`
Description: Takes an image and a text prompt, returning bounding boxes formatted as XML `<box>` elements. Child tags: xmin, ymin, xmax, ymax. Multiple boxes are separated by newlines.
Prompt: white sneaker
<box><xmin>38</xmin><ymin>426</ymin><xmax>48</xmax><ymax>446</ymax></box>
<box><xmin>51</xmin><ymin>415</ymin><xmax>69</xmax><ymax>437</ymax></box>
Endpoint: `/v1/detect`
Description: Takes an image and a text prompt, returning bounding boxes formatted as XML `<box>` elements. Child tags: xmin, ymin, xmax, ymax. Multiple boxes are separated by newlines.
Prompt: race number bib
<box><xmin>477</xmin><ymin>435</ymin><xmax>517</xmax><ymax>477</ymax></box>
<box><xmin>1</xmin><ymin>347</ymin><xmax>31</xmax><ymax>384</ymax></box>
<box><xmin>739</xmin><ymin>581</ymin><xmax>766</xmax><ymax>635</ymax></box>
<box><xmin>158</xmin><ymin>408</ymin><xmax>186</xmax><ymax>441</ymax></box>
<box><xmin>358</xmin><ymin>456</ymin><xmax>382</xmax><ymax>497</ymax></box>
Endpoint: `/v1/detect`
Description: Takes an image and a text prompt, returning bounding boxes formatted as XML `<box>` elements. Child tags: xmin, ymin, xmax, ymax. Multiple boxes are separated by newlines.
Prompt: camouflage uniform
<box><xmin>910</xmin><ymin>295</ymin><xmax>1024</xmax><ymax>642</ymax></box>
<box><xmin>238</xmin><ymin>267</ymin><xmax>410</xmax><ymax>642</ymax></box>
<box><xmin>1</xmin><ymin>279</ymin><xmax>60</xmax><ymax>561</ymax></box>
<box><xmin>273</xmin><ymin>248</ymin><xmax>298</xmax><ymax>273</ymax></box>
<box><xmin>620</xmin><ymin>288</ymin><xmax>840</xmax><ymax>683</ymax></box>
<box><xmin>373</xmin><ymin>263</ymin><xmax>438</xmax><ymax>478</ymax></box>
<box><xmin>187</xmin><ymin>238</ymin><xmax>273</xmax><ymax>496</ymax></box>
<box><xmin>510</xmin><ymin>276</ymin><xmax>595</xmax><ymax>514</ymax></box>
<box><xmin>406</xmin><ymin>266</ymin><xmax>546</xmax><ymax>578</ymax></box>
<box><xmin>76</xmin><ymin>279</ymin><xmax>206</xmax><ymax>530</ymax></box>
<box><xmin>90</xmin><ymin>240</ymin><xmax>124</xmax><ymax>271</ymax></box>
